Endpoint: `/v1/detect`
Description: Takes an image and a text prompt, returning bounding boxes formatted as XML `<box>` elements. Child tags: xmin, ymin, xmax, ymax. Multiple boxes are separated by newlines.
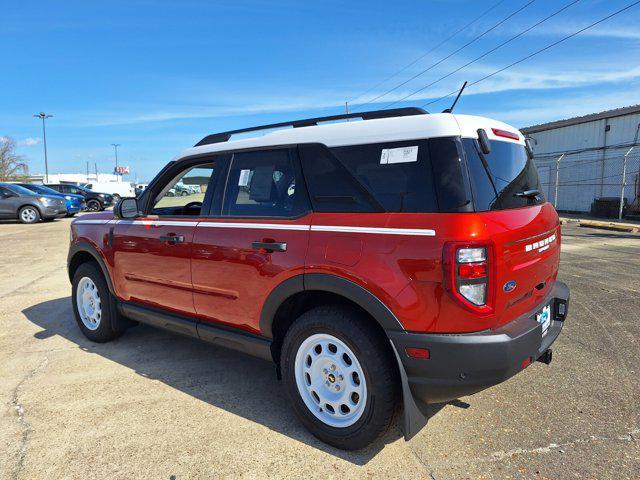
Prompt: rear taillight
<box><xmin>444</xmin><ymin>243</ymin><xmax>494</xmax><ymax>314</ymax></box>
<box><xmin>456</xmin><ymin>247</ymin><xmax>488</xmax><ymax>306</ymax></box>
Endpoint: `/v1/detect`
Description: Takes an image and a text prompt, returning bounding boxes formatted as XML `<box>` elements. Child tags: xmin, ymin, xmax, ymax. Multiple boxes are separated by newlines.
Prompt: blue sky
<box><xmin>1</xmin><ymin>0</ymin><xmax>639</xmax><ymax>181</ymax></box>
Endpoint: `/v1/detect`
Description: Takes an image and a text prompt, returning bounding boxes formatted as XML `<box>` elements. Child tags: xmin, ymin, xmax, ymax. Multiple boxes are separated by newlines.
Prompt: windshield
<box><xmin>6</xmin><ymin>184</ymin><xmax>40</xmax><ymax>196</ymax></box>
<box><xmin>463</xmin><ymin>138</ymin><xmax>543</xmax><ymax>211</ymax></box>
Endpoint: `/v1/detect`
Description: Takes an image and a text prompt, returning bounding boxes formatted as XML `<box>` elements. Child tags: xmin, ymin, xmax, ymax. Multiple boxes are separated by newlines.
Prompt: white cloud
<box><xmin>19</xmin><ymin>137</ymin><xmax>42</xmax><ymax>146</ymax></box>
<box><xmin>525</xmin><ymin>24</ymin><xmax>640</xmax><ymax>41</ymax></box>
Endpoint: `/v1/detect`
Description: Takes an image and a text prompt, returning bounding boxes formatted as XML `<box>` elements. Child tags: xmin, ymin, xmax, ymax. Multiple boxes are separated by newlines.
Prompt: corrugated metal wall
<box><xmin>526</xmin><ymin>112</ymin><xmax>640</xmax><ymax>213</ymax></box>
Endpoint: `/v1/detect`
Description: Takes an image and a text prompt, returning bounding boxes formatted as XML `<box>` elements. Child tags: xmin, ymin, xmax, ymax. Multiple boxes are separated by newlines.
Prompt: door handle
<box><xmin>252</xmin><ymin>241</ymin><xmax>287</xmax><ymax>252</ymax></box>
<box><xmin>160</xmin><ymin>234</ymin><xmax>185</xmax><ymax>244</ymax></box>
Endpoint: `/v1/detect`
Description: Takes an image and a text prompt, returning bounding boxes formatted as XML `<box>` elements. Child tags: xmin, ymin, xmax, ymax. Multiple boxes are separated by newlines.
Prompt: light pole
<box><xmin>33</xmin><ymin>112</ymin><xmax>53</xmax><ymax>183</ymax></box>
<box><xmin>111</xmin><ymin>143</ymin><xmax>120</xmax><ymax>174</ymax></box>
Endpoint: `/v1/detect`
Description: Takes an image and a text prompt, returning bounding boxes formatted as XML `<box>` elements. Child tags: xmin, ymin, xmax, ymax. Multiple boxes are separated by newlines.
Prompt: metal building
<box><xmin>521</xmin><ymin>105</ymin><xmax>640</xmax><ymax>216</ymax></box>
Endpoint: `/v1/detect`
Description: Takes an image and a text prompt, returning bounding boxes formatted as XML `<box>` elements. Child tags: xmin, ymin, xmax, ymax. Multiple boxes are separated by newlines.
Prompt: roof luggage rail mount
<box><xmin>194</xmin><ymin>107</ymin><xmax>428</xmax><ymax>147</ymax></box>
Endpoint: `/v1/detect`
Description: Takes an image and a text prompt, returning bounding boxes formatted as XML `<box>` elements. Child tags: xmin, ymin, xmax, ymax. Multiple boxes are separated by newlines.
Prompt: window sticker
<box><xmin>238</xmin><ymin>169</ymin><xmax>251</xmax><ymax>186</ymax></box>
<box><xmin>380</xmin><ymin>146</ymin><xmax>419</xmax><ymax>164</ymax></box>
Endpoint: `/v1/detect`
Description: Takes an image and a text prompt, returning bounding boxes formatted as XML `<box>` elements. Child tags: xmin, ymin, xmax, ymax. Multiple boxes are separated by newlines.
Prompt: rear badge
<box><xmin>503</xmin><ymin>280</ymin><xmax>517</xmax><ymax>292</ymax></box>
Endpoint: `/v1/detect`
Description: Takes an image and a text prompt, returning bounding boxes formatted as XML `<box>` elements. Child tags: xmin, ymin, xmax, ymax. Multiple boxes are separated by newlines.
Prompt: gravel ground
<box><xmin>0</xmin><ymin>216</ymin><xmax>638</xmax><ymax>479</ymax></box>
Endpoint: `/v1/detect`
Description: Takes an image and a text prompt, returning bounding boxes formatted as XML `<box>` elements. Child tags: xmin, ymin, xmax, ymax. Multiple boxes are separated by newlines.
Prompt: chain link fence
<box><xmin>534</xmin><ymin>143</ymin><xmax>640</xmax><ymax>219</ymax></box>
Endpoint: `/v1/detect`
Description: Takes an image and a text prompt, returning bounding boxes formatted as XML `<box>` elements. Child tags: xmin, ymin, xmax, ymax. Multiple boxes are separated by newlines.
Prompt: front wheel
<box><xmin>71</xmin><ymin>262</ymin><xmax>124</xmax><ymax>342</ymax></box>
<box><xmin>18</xmin><ymin>206</ymin><xmax>41</xmax><ymax>224</ymax></box>
<box><xmin>281</xmin><ymin>305</ymin><xmax>399</xmax><ymax>450</ymax></box>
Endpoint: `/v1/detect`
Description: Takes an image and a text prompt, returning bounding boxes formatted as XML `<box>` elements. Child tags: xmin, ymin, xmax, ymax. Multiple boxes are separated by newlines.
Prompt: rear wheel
<box><xmin>281</xmin><ymin>305</ymin><xmax>399</xmax><ymax>450</ymax></box>
<box><xmin>71</xmin><ymin>262</ymin><xmax>124</xmax><ymax>342</ymax></box>
<box><xmin>18</xmin><ymin>206</ymin><xmax>40</xmax><ymax>224</ymax></box>
<box><xmin>86</xmin><ymin>199</ymin><xmax>102</xmax><ymax>211</ymax></box>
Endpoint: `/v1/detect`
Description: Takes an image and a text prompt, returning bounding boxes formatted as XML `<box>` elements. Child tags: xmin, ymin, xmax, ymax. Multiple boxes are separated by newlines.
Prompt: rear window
<box><xmin>463</xmin><ymin>138</ymin><xmax>543</xmax><ymax>211</ymax></box>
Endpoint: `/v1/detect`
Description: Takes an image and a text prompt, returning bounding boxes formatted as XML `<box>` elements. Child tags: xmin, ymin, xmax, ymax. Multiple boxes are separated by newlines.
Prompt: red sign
<box><xmin>115</xmin><ymin>166</ymin><xmax>130</xmax><ymax>175</ymax></box>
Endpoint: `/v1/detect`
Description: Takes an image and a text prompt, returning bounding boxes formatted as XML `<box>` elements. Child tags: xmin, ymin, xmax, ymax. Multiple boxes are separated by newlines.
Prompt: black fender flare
<box><xmin>259</xmin><ymin>273</ymin><xmax>404</xmax><ymax>339</ymax></box>
<box><xmin>67</xmin><ymin>241</ymin><xmax>115</xmax><ymax>295</ymax></box>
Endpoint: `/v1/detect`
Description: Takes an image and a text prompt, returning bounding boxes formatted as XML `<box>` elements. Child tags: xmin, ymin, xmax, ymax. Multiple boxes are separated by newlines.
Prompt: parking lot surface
<box><xmin>1</xmin><ymin>217</ymin><xmax>639</xmax><ymax>479</ymax></box>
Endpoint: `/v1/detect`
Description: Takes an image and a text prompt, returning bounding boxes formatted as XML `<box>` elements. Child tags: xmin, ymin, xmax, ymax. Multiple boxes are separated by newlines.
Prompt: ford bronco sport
<box><xmin>67</xmin><ymin>107</ymin><xmax>569</xmax><ymax>450</ymax></box>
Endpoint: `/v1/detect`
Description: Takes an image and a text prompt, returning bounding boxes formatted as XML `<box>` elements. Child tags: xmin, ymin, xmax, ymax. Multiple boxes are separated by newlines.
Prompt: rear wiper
<box><xmin>514</xmin><ymin>189</ymin><xmax>541</xmax><ymax>198</ymax></box>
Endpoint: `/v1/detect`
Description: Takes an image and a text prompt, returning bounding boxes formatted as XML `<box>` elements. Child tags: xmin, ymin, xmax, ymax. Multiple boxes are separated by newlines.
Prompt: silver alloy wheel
<box><xmin>20</xmin><ymin>207</ymin><xmax>38</xmax><ymax>223</ymax></box>
<box><xmin>76</xmin><ymin>277</ymin><xmax>102</xmax><ymax>331</ymax></box>
<box><xmin>294</xmin><ymin>333</ymin><xmax>367</xmax><ymax>428</ymax></box>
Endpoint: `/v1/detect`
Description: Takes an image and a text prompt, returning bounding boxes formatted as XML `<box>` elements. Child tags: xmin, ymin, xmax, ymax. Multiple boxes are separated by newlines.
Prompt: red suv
<box><xmin>68</xmin><ymin>108</ymin><xmax>569</xmax><ymax>450</ymax></box>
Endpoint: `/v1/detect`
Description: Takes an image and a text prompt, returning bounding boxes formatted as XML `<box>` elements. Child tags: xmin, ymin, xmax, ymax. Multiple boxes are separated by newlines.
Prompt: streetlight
<box><xmin>111</xmin><ymin>143</ymin><xmax>120</xmax><ymax>173</ymax></box>
<box><xmin>33</xmin><ymin>112</ymin><xmax>53</xmax><ymax>183</ymax></box>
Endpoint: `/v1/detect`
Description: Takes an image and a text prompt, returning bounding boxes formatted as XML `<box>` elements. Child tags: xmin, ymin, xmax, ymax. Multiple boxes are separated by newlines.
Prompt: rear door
<box><xmin>191</xmin><ymin>147</ymin><xmax>311</xmax><ymax>335</ymax></box>
<box><xmin>111</xmin><ymin>161</ymin><xmax>222</xmax><ymax>316</ymax></box>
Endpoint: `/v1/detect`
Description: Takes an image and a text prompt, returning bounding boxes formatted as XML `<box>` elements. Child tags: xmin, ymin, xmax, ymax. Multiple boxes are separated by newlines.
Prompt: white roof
<box><xmin>175</xmin><ymin>113</ymin><xmax>524</xmax><ymax>161</ymax></box>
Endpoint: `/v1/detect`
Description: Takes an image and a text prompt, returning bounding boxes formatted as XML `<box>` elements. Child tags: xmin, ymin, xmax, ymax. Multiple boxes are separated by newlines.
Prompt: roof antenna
<box><xmin>442</xmin><ymin>81</ymin><xmax>467</xmax><ymax>113</ymax></box>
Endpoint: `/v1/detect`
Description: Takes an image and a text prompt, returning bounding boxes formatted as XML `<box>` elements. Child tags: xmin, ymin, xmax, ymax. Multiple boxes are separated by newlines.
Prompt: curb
<box><xmin>560</xmin><ymin>218</ymin><xmax>639</xmax><ymax>233</ymax></box>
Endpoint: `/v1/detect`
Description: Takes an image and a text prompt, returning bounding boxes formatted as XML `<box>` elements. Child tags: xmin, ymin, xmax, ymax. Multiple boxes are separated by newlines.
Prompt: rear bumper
<box><xmin>389</xmin><ymin>281</ymin><xmax>569</xmax><ymax>406</ymax></box>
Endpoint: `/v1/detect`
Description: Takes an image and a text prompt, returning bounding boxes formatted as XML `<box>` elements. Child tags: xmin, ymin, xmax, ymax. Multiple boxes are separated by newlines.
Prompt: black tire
<box><xmin>181</xmin><ymin>190</ymin><xmax>188</xmax><ymax>196</ymax></box>
<box><xmin>71</xmin><ymin>262</ymin><xmax>124</xmax><ymax>343</ymax></box>
<box><xmin>18</xmin><ymin>205</ymin><xmax>41</xmax><ymax>224</ymax></box>
<box><xmin>66</xmin><ymin>213</ymin><xmax>76</xmax><ymax>217</ymax></box>
<box><xmin>86</xmin><ymin>199</ymin><xmax>102</xmax><ymax>212</ymax></box>
<box><xmin>281</xmin><ymin>305</ymin><xmax>399</xmax><ymax>450</ymax></box>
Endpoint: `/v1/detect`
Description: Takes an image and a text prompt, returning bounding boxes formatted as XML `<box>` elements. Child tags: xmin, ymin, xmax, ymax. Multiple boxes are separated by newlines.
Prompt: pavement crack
<box><xmin>10</xmin><ymin>357</ymin><xmax>49</xmax><ymax>480</ymax></box>
<box><xmin>409</xmin><ymin>448</ymin><xmax>437</xmax><ymax>479</ymax></box>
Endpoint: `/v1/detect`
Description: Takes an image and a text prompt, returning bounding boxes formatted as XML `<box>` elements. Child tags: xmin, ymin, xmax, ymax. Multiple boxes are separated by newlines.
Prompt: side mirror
<box><xmin>114</xmin><ymin>197</ymin><xmax>140</xmax><ymax>219</ymax></box>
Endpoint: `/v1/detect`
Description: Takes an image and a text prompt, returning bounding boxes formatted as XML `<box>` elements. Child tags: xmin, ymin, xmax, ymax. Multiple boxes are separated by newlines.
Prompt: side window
<box><xmin>152</xmin><ymin>163</ymin><xmax>218</xmax><ymax>216</ymax></box>
<box><xmin>69</xmin><ymin>187</ymin><xmax>80</xmax><ymax>194</ymax></box>
<box><xmin>222</xmin><ymin>149</ymin><xmax>308</xmax><ymax>217</ymax></box>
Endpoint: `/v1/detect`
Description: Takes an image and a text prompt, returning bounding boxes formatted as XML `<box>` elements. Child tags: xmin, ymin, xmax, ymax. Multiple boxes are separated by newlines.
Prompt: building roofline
<box><xmin>521</xmin><ymin>104</ymin><xmax>640</xmax><ymax>134</ymax></box>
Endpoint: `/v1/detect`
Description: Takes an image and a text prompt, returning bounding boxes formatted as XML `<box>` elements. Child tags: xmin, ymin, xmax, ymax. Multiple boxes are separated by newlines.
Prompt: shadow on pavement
<box><xmin>22</xmin><ymin>296</ymin><xmax>448</xmax><ymax>464</ymax></box>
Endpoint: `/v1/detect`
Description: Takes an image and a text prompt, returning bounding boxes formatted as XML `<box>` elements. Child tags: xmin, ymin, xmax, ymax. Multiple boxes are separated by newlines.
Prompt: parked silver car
<box><xmin>0</xmin><ymin>183</ymin><xmax>67</xmax><ymax>223</ymax></box>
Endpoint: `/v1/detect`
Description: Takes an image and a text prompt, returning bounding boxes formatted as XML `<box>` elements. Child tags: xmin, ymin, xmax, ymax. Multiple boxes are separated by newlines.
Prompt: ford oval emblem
<box><xmin>503</xmin><ymin>280</ymin><xmax>517</xmax><ymax>292</ymax></box>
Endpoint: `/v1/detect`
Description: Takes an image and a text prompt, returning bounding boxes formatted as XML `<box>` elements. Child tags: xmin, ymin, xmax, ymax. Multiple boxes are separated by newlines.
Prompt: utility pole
<box><xmin>554</xmin><ymin>153</ymin><xmax>564</xmax><ymax>209</ymax></box>
<box><xmin>619</xmin><ymin>147</ymin><xmax>634</xmax><ymax>220</ymax></box>
<box><xmin>111</xmin><ymin>144</ymin><xmax>121</xmax><ymax>173</ymax></box>
<box><xmin>86</xmin><ymin>161</ymin><xmax>89</xmax><ymax>178</ymax></box>
<box><xmin>94</xmin><ymin>162</ymin><xmax>98</xmax><ymax>180</ymax></box>
<box><xmin>33</xmin><ymin>112</ymin><xmax>53</xmax><ymax>183</ymax></box>
<box><xmin>345</xmin><ymin>101</ymin><xmax>350</xmax><ymax>115</ymax></box>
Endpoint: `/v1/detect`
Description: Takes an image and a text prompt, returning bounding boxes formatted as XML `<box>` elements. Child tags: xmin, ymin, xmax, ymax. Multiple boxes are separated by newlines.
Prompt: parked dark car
<box><xmin>0</xmin><ymin>182</ymin><xmax>67</xmax><ymax>223</ymax></box>
<box><xmin>46</xmin><ymin>184</ymin><xmax>114</xmax><ymax>211</ymax></box>
<box><xmin>16</xmin><ymin>183</ymin><xmax>85</xmax><ymax>216</ymax></box>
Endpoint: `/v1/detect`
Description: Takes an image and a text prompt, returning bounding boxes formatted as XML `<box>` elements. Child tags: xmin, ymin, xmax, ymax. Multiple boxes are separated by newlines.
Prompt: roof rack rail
<box><xmin>194</xmin><ymin>107</ymin><xmax>428</xmax><ymax>147</ymax></box>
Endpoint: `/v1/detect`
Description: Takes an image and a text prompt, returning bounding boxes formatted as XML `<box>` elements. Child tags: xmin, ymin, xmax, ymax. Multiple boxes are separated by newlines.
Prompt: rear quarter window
<box><xmin>300</xmin><ymin>138</ymin><xmax>473</xmax><ymax>213</ymax></box>
<box><xmin>329</xmin><ymin>140</ymin><xmax>439</xmax><ymax>213</ymax></box>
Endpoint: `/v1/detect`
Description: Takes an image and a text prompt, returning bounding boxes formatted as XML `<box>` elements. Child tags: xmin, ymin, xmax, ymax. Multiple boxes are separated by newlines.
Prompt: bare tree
<box><xmin>0</xmin><ymin>137</ymin><xmax>29</xmax><ymax>181</ymax></box>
